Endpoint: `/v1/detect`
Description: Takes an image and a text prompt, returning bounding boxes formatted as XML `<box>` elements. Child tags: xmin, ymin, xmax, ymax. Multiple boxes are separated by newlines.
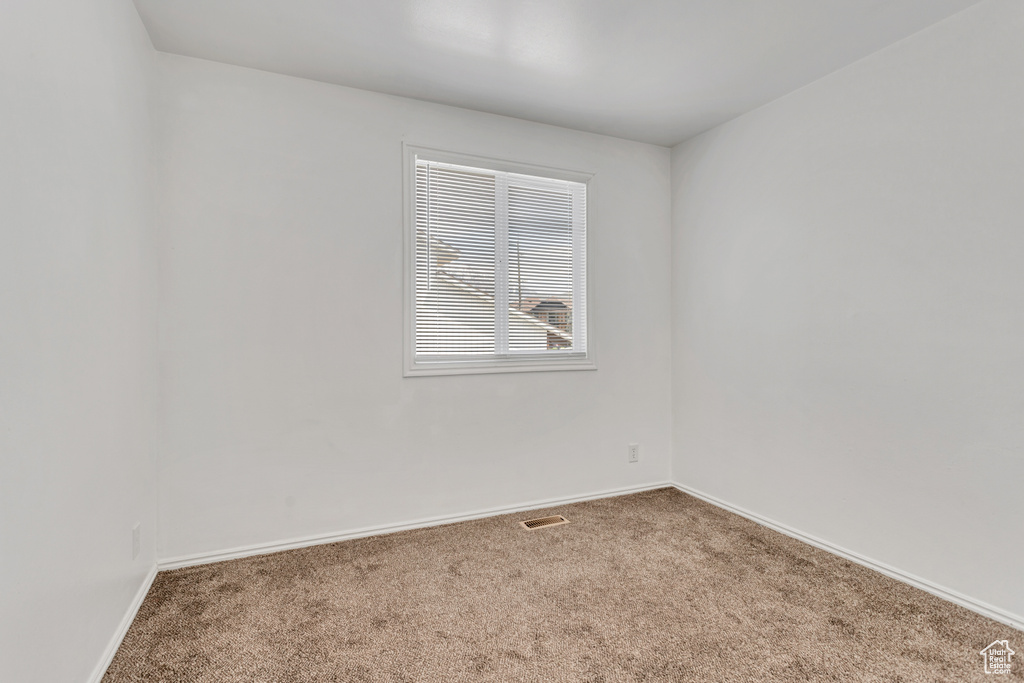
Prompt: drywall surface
<box><xmin>156</xmin><ymin>54</ymin><xmax>672</xmax><ymax>560</ymax></box>
<box><xmin>671</xmin><ymin>0</ymin><xmax>1023</xmax><ymax>620</ymax></box>
<box><xmin>0</xmin><ymin>1</ymin><xmax>158</xmax><ymax>681</ymax></box>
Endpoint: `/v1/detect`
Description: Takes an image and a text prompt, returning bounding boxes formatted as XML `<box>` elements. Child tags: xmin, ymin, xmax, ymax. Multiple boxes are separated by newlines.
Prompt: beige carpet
<box><xmin>103</xmin><ymin>488</ymin><xmax>1021</xmax><ymax>682</ymax></box>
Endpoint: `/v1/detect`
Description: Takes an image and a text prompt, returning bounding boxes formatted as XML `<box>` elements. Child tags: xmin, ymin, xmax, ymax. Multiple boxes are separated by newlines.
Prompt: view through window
<box><xmin>407</xmin><ymin>152</ymin><xmax>590</xmax><ymax>375</ymax></box>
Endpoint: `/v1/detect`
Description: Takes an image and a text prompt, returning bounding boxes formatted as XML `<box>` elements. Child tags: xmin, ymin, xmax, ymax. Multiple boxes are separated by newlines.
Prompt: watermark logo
<box><xmin>980</xmin><ymin>640</ymin><xmax>1015</xmax><ymax>675</ymax></box>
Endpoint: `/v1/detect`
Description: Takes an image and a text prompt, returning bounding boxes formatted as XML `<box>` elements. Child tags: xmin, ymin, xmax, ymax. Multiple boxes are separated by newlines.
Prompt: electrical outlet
<box><xmin>132</xmin><ymin>523</ymin><xmax>141</xmax><ymax>561</ymax></box>
<box><xmin>628</xmin><ymin>443</ymin><xmax>639</xmax><ymax>463</ymax></box>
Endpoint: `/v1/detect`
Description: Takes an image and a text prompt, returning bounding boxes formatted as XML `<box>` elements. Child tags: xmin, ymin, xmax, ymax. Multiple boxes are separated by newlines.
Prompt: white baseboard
<box><xmin>670</xmin><ymin>481</ymin><xmax>1023</xmax><ymax>632</ymax></box>
<box><xmin>159</xmin><ymin>481</ymin><xmax>673</xmax><ymax>571</ymax></box>
<box><xmin>87</xmin><ymin>563</ymin><xmax>158</xmax><ymax>683</ymax></box>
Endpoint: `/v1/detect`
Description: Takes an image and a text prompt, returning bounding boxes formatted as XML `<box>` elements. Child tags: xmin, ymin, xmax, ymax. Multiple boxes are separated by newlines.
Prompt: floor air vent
<box><xmin>520</xmin><ymin>515</ymin><xmax>569</xmax><ymax>530</ymax></box>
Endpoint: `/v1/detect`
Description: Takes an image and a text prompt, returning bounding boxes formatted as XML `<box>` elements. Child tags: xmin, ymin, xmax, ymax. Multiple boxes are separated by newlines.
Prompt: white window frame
<box><xmin>403</xmin><ymin>144</ymin><xmax>596</xmax><ymax>377</ymax></box>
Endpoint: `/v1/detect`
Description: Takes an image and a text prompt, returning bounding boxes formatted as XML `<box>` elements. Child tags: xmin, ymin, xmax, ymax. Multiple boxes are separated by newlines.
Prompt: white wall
<box><xmin>0</xmin><ymin>1</ymin><xmax>158</xmax><ymax>681</ymax></box>
<box><xmin>671</xmin><ymin>0</ymin><xmax>1023</xmax><ymax>622</ymax></box>
<box><xmin>155</xmin><ymin>54</ymin><xmax>672</xmax><ymax>561</ymax></box>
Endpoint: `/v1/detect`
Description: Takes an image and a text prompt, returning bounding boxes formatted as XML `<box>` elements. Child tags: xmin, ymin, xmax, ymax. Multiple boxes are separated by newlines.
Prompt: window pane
<box><xmin>507</xmin><ymin>180</ymin><xmax>575</xmax><ymax>352</ymax></box>
<box><xmin>415</xmin><ymin>163</ymin><xmax>496</xmax><ymax>356</ymax></box>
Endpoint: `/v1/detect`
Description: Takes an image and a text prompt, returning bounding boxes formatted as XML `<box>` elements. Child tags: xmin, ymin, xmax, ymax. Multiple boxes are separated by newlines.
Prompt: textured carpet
<box><xmin>103</xmin><ymin>488</ymin><xmax>1021</xmax><ymax>682</ymax></box>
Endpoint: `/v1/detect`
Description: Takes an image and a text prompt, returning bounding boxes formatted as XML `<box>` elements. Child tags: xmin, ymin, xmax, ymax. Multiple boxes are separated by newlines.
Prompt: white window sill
<box><xmin>404</xmin><ymin>357</ymin><xmax>596</xmax><ymax>377</ymax></box>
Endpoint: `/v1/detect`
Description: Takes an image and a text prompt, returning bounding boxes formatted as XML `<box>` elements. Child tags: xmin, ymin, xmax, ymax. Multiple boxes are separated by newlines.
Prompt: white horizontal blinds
<box><xmin>570</xmin><ymin>182</ymin><xmax>587</xmax><ymax>354</ymax></box>
<box><xmin>414</xmin><ymin>156</ymin><xmax>586</xmax><ymax>360</ymax></box>
<box><xmin>507</xmin><ymin>175</ymin><xmax>582</xmax><ymax>353</ymax></box>
<box><xmin>415</xmin><ymin>161</ymin><xmax>496</xmax><ymax>356</ymax></box>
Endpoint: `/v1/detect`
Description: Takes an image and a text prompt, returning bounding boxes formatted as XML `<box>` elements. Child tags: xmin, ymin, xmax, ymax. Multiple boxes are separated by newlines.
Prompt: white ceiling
<box><xmin>133</xmin><ymin>0</ymin><xmax>982</xmax><ymax>146</ymax></box>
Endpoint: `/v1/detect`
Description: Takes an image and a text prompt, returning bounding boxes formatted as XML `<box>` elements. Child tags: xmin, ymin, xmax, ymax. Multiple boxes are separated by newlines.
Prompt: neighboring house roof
<box><xmin>416</xmin><ymin>231</ymin><xmax>574</xmax><ymax>354</ymax></box>
<box><xmin>530</xmin><ymin>300</ymin><xmax>569</xmax><ymax>313</ymax></box>
<box><xmin>416</xmin><ymin>270</ymin><xmax>572</xmax><ymax>356</ymax></box>
<box><xmin>515</xmin><ymin>296</ymin><xmax>572</xmax><ymax>315</ymax></box>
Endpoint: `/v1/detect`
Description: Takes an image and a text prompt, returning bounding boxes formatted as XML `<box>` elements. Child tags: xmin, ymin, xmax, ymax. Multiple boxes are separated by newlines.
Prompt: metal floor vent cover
<box><xmin>520</xmin><ymin>515</ymin><xmax>569</xmax><ymax>530</ymax></box>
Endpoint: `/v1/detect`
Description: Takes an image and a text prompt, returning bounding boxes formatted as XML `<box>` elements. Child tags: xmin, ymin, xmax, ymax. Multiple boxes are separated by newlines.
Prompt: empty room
<box><xmin>2</xmin><ymin>0</ymin><xmax>1022</xmax><ymax>680</ymax></box>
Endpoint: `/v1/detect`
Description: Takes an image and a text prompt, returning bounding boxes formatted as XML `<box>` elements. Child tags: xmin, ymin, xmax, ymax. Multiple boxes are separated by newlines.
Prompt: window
<box><xmin>404</xmin><ymin>146</ymin><xmax>593</xmax><ymax>376</ymax></box>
